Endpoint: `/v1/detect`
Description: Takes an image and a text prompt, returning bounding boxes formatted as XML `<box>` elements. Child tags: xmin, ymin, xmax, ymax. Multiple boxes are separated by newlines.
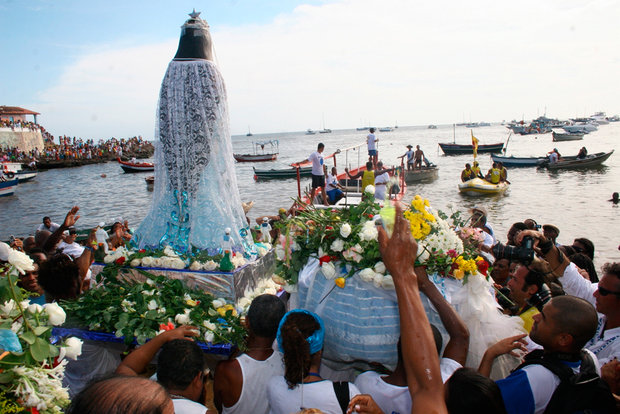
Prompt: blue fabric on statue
<box><xmin>0</xmin><ymin>329</ymin><xmax>22</xmax><ymax>353</ymax></box>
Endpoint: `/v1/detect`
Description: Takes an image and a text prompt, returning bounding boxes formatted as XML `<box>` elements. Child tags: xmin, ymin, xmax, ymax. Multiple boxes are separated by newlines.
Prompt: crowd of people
<box><xmin>1</xmin><ymin>199</ymin><xmax>618</xmax><ymax>413</ymax></box>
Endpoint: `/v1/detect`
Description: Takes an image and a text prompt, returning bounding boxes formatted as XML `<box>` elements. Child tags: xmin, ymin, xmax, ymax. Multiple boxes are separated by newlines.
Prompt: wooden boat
<box><xmin>253</xmin><ymin>166</ymin><xmax>312</xmax><ymax>180</ymax></box>
<box><xmin>552</xmin><ymin>131</ymin><xmax>583</xmax><ymax>142</ymax></box>
<box><xmin>491</xmin><ymin>154</ymin><xmax>547</xmax><ymax>168</ymax></box>
<box><xmin>439</xmin><ymin>142</ymin><xmax>504</xmax><ymax>155</ymax></box>
<box><xmin>234</xmin><ymin>140</ymin><xmax>279</xmax><ymax>162</ymax></box>
<box><xmin>0</xmin><ymin>177</ymin><xmax>18</xmax><ymax>197</ymax></box>
<box><xmin>541</xmin><ymin>150</ymin><xmax>614</xmax><ymax>170</ymax></box>
<box><xmin>458</xmin><ymin>177</ymin><xmax>509</xmax><ymax>196</ymax></box>
<box><xmin>233</xmin><ymin>153</ymin><xmax>278</xmax><ymax>162</ymax></box>
<box><xmin>2</xmin><ymin>162</ymin><xmax>37</xmax><ymax>182</ymax></box>
<box><xmin>118</xmin><ymin>158</ymin><xmax>154</xmax><ymax>173</ymax></box>
<box><xmin>404</xmin><ymin>166</ymin><xmax>439</xmax><ymax>184</ymax></box>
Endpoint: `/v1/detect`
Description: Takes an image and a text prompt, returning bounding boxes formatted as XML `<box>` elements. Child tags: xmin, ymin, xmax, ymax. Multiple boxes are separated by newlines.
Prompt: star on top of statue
<box><xmin>189</xmin><ymin>9</ymin><xmax>201</xmax><ymax>19</ymax></box>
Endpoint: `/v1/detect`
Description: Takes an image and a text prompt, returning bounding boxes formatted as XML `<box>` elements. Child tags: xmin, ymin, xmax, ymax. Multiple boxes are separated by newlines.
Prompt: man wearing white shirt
<box><xmin>367</xmin><ymin>128</ymin><xmax>378</xmax><ymax>167</ymax></box>
<box><xmin>36</xmin><ymin>216</ymin><xmax>60</xmax><ymax>233</ymax></box>
<box><xmin>57</xmin><ymin>228</ymin><xmax>85</xmax><ymax>258</ymax></box>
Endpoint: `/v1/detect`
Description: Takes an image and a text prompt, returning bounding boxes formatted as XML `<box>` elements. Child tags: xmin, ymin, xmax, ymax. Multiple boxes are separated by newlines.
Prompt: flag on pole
<box><xmin>471</xmin><ymin>130</ymin><xmax>479</xmax><ymax>159</ymax></box>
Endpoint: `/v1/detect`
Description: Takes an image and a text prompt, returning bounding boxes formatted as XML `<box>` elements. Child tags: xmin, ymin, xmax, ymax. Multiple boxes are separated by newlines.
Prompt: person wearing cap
<box><xmin>469</xmin><ymin>206</ymin><xmax>496</xmax><ymax>247</ymax></box>
<box><xmin>399</xmin><ymin>145</ymin><xmax>415</xmax><ymax>171</ymax></box>
<box><xmin>266</xmin><ymin>309</ymin><xmax>362</xmax><ymax>414</ymax></box>
<box><xmin>461</xmin><ymin>163</ymin><xmax>475</xmax><ymax>182</ymax></box>
<box><xmin>260</xmin><ymin>217</ymin><xmax>272</xmax><ymax>244</ymax></box>
<box><xmin>542</xmin><ymin>224</ymin><xmax>560</xmax><ymax>247</ymax></box>
<box><xmin>57</xmin><ymin>228</ymin><xmax>85</xmax><ymax>259</ymax></box>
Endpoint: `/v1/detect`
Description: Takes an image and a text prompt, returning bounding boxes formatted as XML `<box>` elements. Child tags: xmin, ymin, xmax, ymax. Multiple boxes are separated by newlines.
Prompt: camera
<box><xmin>492</xmin><ymin>236</ymin><xmax>535</xmax><ymax>265</ymax></box>
<box><xmin>8</xmin><ymin>235</ymin><xmax>15</xmax><ymax>245</ymax></box>
<box><xmin>527</xmin><ymin>283</ymin><xmax>552</xmax><ymax>312</ymax></box>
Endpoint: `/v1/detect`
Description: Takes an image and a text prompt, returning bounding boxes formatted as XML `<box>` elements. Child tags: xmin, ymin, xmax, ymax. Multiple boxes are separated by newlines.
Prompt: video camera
<box><xmin>491</xmin><ymin>236</ymin><xmax>535</xmax><ymax>265</ymax></box>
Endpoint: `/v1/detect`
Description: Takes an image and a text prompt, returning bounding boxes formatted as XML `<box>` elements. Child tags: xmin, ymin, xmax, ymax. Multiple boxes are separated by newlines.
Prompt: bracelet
<box><xmin>539</xmin><ymin>239</ymin><xmax>554</xmax><ymax>255</ymax></box>
<box><xmin>84</xmin><ymin>245</ymin><xmax>95</xmax><ymax>252</ymax></box>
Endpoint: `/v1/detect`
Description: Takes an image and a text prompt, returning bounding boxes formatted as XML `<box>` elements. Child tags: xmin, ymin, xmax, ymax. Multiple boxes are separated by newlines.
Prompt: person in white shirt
<box><xmin>325</xmin><ymin>167</ymin><xmax>345</xmax><ymax>205</ymax></box>
<box><xmin>399</xmin><ymin>145</ymin><xmax>415</xmax><ymax>171</ymax></box>
<box><xmin>305</xmin><ymin>143</ymin><xmax>327</xmax><ymax>205</ymax></box>
<box><xmin>36</xmin><ymin>216</ymin><xmax>60</xmax><ymax>233</ymax></box>
<box><xmin>57</xmin><ymin>228</ymin><xmax>85</xmax><ymax>258</ymax></box>
<box><xmin>373</xmin><ymin>161</ymin><xmax>394</xmax><ymax>201</ymax></box>
<box><xmin>367</xmin><ymin>128</ymin><xmax>378</xmax><ymax>167</ymax></box>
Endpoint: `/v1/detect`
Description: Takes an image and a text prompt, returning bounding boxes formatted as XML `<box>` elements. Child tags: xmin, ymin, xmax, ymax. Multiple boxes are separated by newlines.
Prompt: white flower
<box><xmin>257</xmin><ymin>246</ymin><xmax>269</xmax><ymax>257</ymax></box>
<box><xmin>373</xmin><ymin>273</ymin><xmax>385</xmax><ymax>288</ymax></box>
<box><xmin>203</xmin><ymin>320</ymin><xmax>217</xmax><ymax>331</ymax></box>
<box><xmin>318</xmin><ymin>247</ymin><xmax>325</xmax><ymax>258</ymax></box>
<box><xmin>380</xmin><ymin>275</ymin><xmax>395</xmax><ymax>290</ymax></box>
<box><xmin>364</xmin><ymin>185</ymin><xmax>375</xmax><ymax>195</ymax></box>
<box><xmin>203</xmin><ymin>260</ymin><xmax>218</xmax><ymax>271</ymax></box>
<box><xmin>231</xmin><ymin>255</ymin><xmax>246</xmax><ymax>268</ymax></box>
<box><xmin>145</xmin><ymin>276</ymin><xmax>156</xmax><ymax>285</ymax></box>
<box><xmin>339</xmin><ymin>223</ymin><xmax>352</xmax><ymax>238</ymax></box>
<box><xmin>283</xmin><ymin>283</ymin><xmax>298</xmax><ymax>293</ymax></box>
<box><xmin>147</xmin><ymin>299</ymin><xmax>158</xmax><ymax>310</ymax></box>
<box><xmin>168</xmin><ymin>257</ymin><xmax>186</xmax><ymax>269</ymax></box>
<box><xmin>359</xmin><ymin>226</ymin><xmax>378</xmax><ymax>241</ymax></box>
<box><xmin>163</xmin><ymin>246</ymin><xmax>178</xmax><ymax>257</ymax></box>
<box><xmin>189</xmin><ymin>261</ymin><xmax>202</xmax><ymax>271</ymax></box>
<box><xmin>174</xmin><ymin>309</ymin><xmax>191</xmax><ymax>325</ymax></box>
<box><xmin>342</xmin><ymin>244</ymin><xmax>364</xmax><ymax>263</ymax></box>
<box><xmin>7</xmin><ymin>248</ymin><xmax>34</xmax><ymax>274</ymax></box>
<box><xmin>237</xmin><ymin>297</ymin><xmax>252</xmax><ymax>310</ymax></box>
<box><xmin>130</xmin><ymin>258</ymin><xmax>141</xmax><ymax>267</ymax></box>
<box><xmin>11</xmin><ymin>321</ymin><xmax>22</xmax><ymax>333</ymax></box>
<box><xmin>275</xmin><ymin>245</ymin><xmax>286</xmax><ymax>261</ymax></box>
<box><xmin>330</xmin><ymin>239</ymin><xmax>345</xmax><ymax>252</ymax></box>
<box><xmin>63</xmin><ymin>337</ymin><xmax>83</xmax><ymax>360</ymax></box>
<box><xmin>0</xmin><ymin>242</ymin><xmax>9</xmax><ymax>261</ymax></box>
<box><xmin>212</xmin><ymin>298</ymin><xmax>226</xmax><ymax>309</ymax></box>
<box><xmin>204</xmin><ymin>331</ymin><xmax>215</xmax><ymax>343</ymax></box>
<box><xmin>27</xmin><ymin>303</ymin><xmax>43</xmax><ymax>314</ymax></box>
<box><xmin>374</xmin><ymin>261</ymin><xmax>386</xmax><ymax>274</ymax></box>
<box><xmin>141</xmin><ymin>256</ymin><xmax>156</xmax><ymax>267</ymax></box>
<box><xmin>322</xmin><ymin>261</ymin><xmax>337</xmax><ymax>280</ymax></box>
<box><xmin>0</xmin><ymin>299</ymin><xmax>16</xmax><ymax>315</ymax></box>
<box><xmin>103</xmin><ymin>254</ymin><xmax>114</xmax><ymax>264</ymax></box>
<box><xmin>43</xmin><ymin>303</ymin><xmax>66</xmax><ymax>326</ymax></box>
<box><xmin>359</xmin><ymin>268</ymin><xmax>376</xmax><ymax>283</ymax></box>
<box><xmin>272</xmin><ymin>274</ymin><xmax>286</xmax><ymax>285</ymax></box>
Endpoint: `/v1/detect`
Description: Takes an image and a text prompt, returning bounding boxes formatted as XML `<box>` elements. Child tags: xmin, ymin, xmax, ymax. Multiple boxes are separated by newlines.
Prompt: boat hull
<box><xmin>542</xmin><ymin>151</ymin><xmax>614</xmax><ymax>170</ymax></box>
<box><xmin>552</xmin><ymin>132</ymin><xmax>583</xmax><ymax>142</ymax></box>
<box><xmin>491</xmin><ymin>154</ymin><xmax>546</xmax><ymax>168</ymax></box>
<box><xmin>0</xmin><ymin>178</ymin><xmax>18</xmax><ymax>197</ymax></box>
<box><xmin>439</xmin><ymin>143</ymin><xmax>504</xmax><ymax>155</ymax></box>
<box><xmin>253</xmin><ymin>166</ymin><xmax>313</xmax><ymax>180</ymax></box>
<box><xmin>458</xmin><ymin>178</ymin><xmax>509</xmax><ymax>196</ymax></box>
<box><xmin>118</xmin><ymin>158</ymin><xmax>154</xmax><ymax>172</ymax></box>
<box><xmin>404</xmin><ymin>166</ymin><xmax>439</xmax><ymax>184</ymax></box>
<box><xmin>233</xmin><ymin>153</ymin><xmax>278</xmax><ymax>162</ymax></box>
<box><xmin>16</xmin><ymin>171</ymin><xmax>37</xmax><ymax>182</ymax></box>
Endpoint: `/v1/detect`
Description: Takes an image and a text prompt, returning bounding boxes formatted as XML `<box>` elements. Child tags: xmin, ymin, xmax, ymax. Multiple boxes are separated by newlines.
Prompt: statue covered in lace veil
<box><xmin>133</xmin><ymin>11</ymin><xmax>257</xmax><ymax>259</ymax></box>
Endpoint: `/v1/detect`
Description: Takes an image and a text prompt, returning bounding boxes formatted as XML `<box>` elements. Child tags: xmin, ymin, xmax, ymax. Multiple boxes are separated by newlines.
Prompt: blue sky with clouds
<box><xmin>1</xmin><ymin>0</ymin><xmax>619</xmax><ymax>139</ymax></box>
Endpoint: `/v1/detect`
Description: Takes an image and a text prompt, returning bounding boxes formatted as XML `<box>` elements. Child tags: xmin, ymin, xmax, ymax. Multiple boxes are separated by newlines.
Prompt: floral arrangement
<box><xmin>0</xmin><ymin>243</ymin><xmax>82</xmax><ymax>413</ymax></box>
<box><xmin>273</xmin><ymin>193</ymin><xmax>489</xmax><ymax>291</ymax></box>
<box><xmin>100</xmin><ymin>243</ymin><xmax>270</xmax><ymax>272</ymax></box>
<box><xmin>235</xmin><ymin>278</ymin><xmax>282</xmax><ymax>315</ymax></box>
<box><xmin>61</xmin><ymin>262</ymin><xmax>246</xmax><ymax>346</ymax></box>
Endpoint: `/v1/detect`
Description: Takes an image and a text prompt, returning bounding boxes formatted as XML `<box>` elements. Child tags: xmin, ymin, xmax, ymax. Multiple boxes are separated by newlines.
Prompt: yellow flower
<box><xmin>217</xmin><ymin>304</ymin><xmax>237</xmax><ymax>317</ymax></box>
<box><xmin>185</xmin><ymin>299</ymin><xmax>199</xmax><ymax>307</ymax></box>
<box><xmin>453</xmin><ymin>268</ymin><xmax>465</xmax><ymax>280</ymax></box>
<box><xmin>335</xmin><ymin>277</ymin><xmax>346</xmax><ymax>288</ymax></box>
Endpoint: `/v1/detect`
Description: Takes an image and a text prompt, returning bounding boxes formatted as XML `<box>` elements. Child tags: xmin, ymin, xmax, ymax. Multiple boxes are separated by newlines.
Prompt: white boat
<box><xmin>590</xmin><ymin>112</ymin><xmax>609</xmax><ymax>125</ymax></box>
<box><xmin>379</xmin><ymin>127</ymin><xmax>393</xmax><ymax>132</ymax></box>
<box><xmin>305</xmin><ymin>129</ymin><xmax>317</xmax><ymax>135</ymax></box>
<box><xmin>563</xmin><ymin>123</ymin><xmax>597</xmax><ymax>134</ymax></box>
<box><xmin>458</xmin><ymin>177</ymin><xmax>509</xmax><ymax>196</ymax></box>
<box><xmin>1</xmin><ymin>162</ymin><xmax>37</xmax><ymax>182</ymax></box>
<box><xmin>0</xmin><ymin>176</ymin><xmax>18</xmax><ymax>197</ymax></box>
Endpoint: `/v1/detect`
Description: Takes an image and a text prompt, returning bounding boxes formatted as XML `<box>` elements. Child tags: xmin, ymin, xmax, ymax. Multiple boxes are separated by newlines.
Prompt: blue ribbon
<box><xmin>276</xmin><ymin>309</ymin><xmax>325</xmax><ymax>355</ymax></box>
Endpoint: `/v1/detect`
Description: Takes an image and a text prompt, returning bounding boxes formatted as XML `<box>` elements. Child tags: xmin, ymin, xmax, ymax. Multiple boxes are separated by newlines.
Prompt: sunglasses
<box><xmin>597</xmin><ymin>286</ymin><xmax>620</xmax><ymax>297</ymax></box>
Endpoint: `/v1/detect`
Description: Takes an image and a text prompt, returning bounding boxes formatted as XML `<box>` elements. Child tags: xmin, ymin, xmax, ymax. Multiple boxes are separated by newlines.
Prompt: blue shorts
<box><xmin>327</xmin><ymin>188</ymin><xmax>343</xmax><ymax>203</ymax></box>
<box><xmin>368</xmin><ymin>149</ymin><xmax>377</xmax><ymax>156</ymax></box>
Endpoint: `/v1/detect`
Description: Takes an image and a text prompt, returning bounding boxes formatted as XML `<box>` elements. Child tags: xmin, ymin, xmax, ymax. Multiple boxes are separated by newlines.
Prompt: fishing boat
<box><xmin>439</xmin><ymin>142</ymin><xmax>504</xmax><ymax>155</ymax></box>
<box><xmin>118</xmin><ymin>158</ymin><xmax>154</xmax><ymax>173</ymax></box>
<box><xmin>233</xmin><ymin>140</ymin><xmax>279</xmax><ymax>163</ymax></box>
<box><xmin>491</xmin><ymin>154</ymin><xmax>547</xmax><ymax>168</ymax></box>
<box><xmin>2</xmin><ymin>162</ymin><xmax>37</xmax><ymax>182</ymax></box>
<box><xmin>562</xmin><ymin>123</ymin><xmax>597</xmax><ymax>134</ymax></box>
<box><xmin>458</xmin><ymin>177</ymin><xmax>509</xmax><ymax>196</ymax></box>
<box><xmin>552</xmin><ymin>131</ymin><xmax>583</xmax><ymax>142</ymax></box>
<box><xmin>540</xmin><ymin>150</ymin><xmax>614</xmax><ymax>170</ymax></box>
<box><xmin>253</xmin><ymin>166</ymin><xmax>313</xmax><ymax>180</ymax></box>
<box><xmin>404</xmin><ymin>166</ymin><xmax>439</xmax><ymax>184</ymax></box>
<box><xmin>0</xmin><ymin>176</ymin><xmax>18</xmax><ymax>197</ymax></box>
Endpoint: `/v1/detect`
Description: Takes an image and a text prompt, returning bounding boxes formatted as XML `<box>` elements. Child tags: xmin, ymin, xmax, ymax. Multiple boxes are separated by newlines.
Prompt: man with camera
<box><xmin>514</xmin><ymin>229</ymin><xmax>620</xmax><ymax>367</ymax></box>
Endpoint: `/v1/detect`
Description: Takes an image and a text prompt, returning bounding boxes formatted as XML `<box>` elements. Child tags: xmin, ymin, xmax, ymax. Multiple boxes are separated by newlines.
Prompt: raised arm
<box><xmin>43</xmin><ymin>206</ymin><xmax>80</xmax><ymax>253</ymax></box>
<box><xmin>416</xmin><ymin>266</ymin><xmax>469</xmax><ymax>366</ymax></box>
<box><xmin>378</xmin><ymin>203</ymin><xmax>446</xmax><ymax>414</ymax></box>
<box><xmin>115</xmin><ymin>326</ymin><xmax>198</xmax><ymax>376</ymax></box>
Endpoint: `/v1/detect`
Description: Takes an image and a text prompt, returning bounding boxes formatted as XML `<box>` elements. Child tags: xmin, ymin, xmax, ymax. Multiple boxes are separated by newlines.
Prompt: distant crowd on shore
<box><xmin>1</xmin><ymin>135</ymin><xmax>153</xmax><ymax>164</ymax></box>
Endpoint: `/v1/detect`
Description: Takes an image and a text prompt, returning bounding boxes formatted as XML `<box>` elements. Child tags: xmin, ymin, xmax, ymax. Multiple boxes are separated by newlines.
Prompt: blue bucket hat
<box><xmin>276</xmin><ymin>309</ymin><xmax>325</xmax><ymax>355</ymax></box>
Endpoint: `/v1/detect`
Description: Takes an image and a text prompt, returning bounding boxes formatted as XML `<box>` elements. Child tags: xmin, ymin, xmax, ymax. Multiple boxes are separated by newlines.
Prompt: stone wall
<box><xmin>0</xmin><ymin>128</ymin><xmax>44</xmax><ymax>152</ymax></box>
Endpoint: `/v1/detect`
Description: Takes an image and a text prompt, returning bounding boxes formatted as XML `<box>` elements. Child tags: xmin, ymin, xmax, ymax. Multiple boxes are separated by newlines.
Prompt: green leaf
<box><xmin>33</xmin><ymin>326</ymin><xmax>50</xmax><ymax>336</ymax></box>
<box><xmin>0</xmin><ymin>370</ymin><xmax>15</xmax><ymax>384</ymax></box>
<box><xmin>30</xmin><ymin>337</ymin><xmax>50</xmax><ymax>362</ymax></box>
<box><xmin>20</xmin><ymin>331</ymin><xmax>36</xmax><ymax>345</ymax></box>
<box><xmin>49</xmin><ymin>344</ymin><xmax>60</xmax><ymax>358</ymax></box>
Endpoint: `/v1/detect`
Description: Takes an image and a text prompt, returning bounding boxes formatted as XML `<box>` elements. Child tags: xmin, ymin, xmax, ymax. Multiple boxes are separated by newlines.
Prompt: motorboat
<box><xmin>552</xmin><ymin>131</ymin><xmax>584</xmax><ymax>142</ymax></box>
<box><xmin>379</xmin><ymin>127</ymin><xmax>393</xmax><ymax>132</ymax></box>
<box><xmin>563</xmin><ymin>123</ymin><xmax>597</xmax><ymax>134</ymax></box>
<box><xmin>458</xmin><ymin>177</ymin><xmax>509</xmax><ymax>196</ymax></box>
<box><xmin>404</xmin><ymin>166</ymin><xmax>439</xmax><ymax>184</ymax></box>
<box><xmin>2</xmin><ymin>162</ymin><xmax>37</xmax><ymax>182</ymax></box>
<box><xmin>253</xmin><ymin>166</ymin><xmax>313</xmax><ymax>180</ymax></box>
<box><xmin>118</xmin><ymin>158</ymin><xmax>155</xmax><ymax>173</ymax></box>
<box><xmin>234</xmin><ymin>140</ymin><xmax>279</xmax><ymax>163</ymax></box>
<box><xmin>0</xmin><ymin>176</ymin><xmax>18</xmax><ymax>197</ymax></box>
<box><xmin>439</xmin><ymin>142</ymin><xmax>504</xmax><ymax>155</ymax></box>
<box><xmin>305</xmin><ymin>129</ymin><xmax>317</xmax><ymax>135</ymax></box>
<box><xmin>540</xmin><ymin>150</ymin><xmax>614</xmax><ymax>170</ymax></box>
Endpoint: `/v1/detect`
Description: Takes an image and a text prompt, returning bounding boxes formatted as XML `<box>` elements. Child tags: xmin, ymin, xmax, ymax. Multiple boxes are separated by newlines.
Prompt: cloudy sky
<box><xmin>1</xmin><ymin>0</ymin><xmax>619</xmax><ymax>139</ymax></box>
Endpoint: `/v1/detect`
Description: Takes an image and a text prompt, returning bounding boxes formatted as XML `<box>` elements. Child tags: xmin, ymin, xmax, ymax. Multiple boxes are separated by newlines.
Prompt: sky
<box><xmin>1</xmin><ymin>0</ymin><xmax>619</xmax><ymax>139</ymax></box>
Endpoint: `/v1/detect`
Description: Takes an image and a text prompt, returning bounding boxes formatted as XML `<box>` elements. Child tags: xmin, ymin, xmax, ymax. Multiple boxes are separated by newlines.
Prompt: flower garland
<box><xmin>0</xmin><ymin>243</ymin><xmax>80</xmax><ymax>413</ymax></box>
<box><xmin>61</xmin><ymin>263</ymin><xmax>246</xmax><ymax>347</ymax></box>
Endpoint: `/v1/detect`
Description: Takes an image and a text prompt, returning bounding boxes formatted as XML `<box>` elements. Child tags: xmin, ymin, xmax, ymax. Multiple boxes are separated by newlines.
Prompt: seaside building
<box><xmin>0</xmin><ymin>106</ymin><xmax>44</xmax><ymax>152</ymax></box>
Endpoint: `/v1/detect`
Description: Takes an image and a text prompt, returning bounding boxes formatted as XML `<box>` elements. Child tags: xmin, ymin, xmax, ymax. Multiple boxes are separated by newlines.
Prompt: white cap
<box><xmin>263</xmin><ymin>217</ymin><xmax>269</xmax><ymax>222</ymax></box>
<box><xmin>99</xmin><ymin>222</ymin><xmax>105</xmax><ymax>227</ymax></box>
<box><xmin>224</xmin><ymin>227</ymin><xmax>231</xmax><ymax>234</ymax></box>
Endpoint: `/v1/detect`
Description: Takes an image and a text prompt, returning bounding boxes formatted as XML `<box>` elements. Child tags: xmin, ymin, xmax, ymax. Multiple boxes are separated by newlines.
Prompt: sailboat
<box><xmin>319</xmin><ymin>114</ymin><xmax>331</xmax><ymax>133</ymax></box>
<box><xmin>246</xmin><ymin>126</ymin><xmax>253</xmax><ymax>137</ymax></box>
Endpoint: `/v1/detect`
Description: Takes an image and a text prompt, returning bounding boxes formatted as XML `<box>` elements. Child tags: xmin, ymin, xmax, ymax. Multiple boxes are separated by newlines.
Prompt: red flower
<box><xmin>159</xmin><ymin>321</ymin><xmax>175</xmax><ymax>331</ymax></box>
<box><xmin>447</xmin><ymin>249</ymin><xmax>457</xmax><ymax>258</ymax></box>
<box><xmin>366</xmin><ymin>213</ymin><xmax>374</xmax><ymax>218</ymax></box>
<box><xmin>326</xmin><ymin>226</ymin><xmax>333</xmax><ymax>230</ymax></box>
<box><xmin>319</xmin><ymin>255</ymin><xmax>332</xmax><ymax>265</ymax></box>
<box><xmin>115</xmin><ymin>257</ymin><xmax>126</xmax><ymax>265</ymax></box>
<box><xmin>139</xmin><ymin>249</ymin><xmax>146</xmax><ymax>253</ymax></box>
<box><xmin>477</xmin><ymin>259</ymin><xmax>489</xmax><ymax>276</ymax></box>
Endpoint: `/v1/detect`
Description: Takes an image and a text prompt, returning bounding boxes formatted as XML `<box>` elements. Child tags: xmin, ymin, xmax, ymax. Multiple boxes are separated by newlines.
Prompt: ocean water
<box><xmin>1</xmin><ymin>123</ymin><xmax>618</xmax><ymax>266</ymax></box>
